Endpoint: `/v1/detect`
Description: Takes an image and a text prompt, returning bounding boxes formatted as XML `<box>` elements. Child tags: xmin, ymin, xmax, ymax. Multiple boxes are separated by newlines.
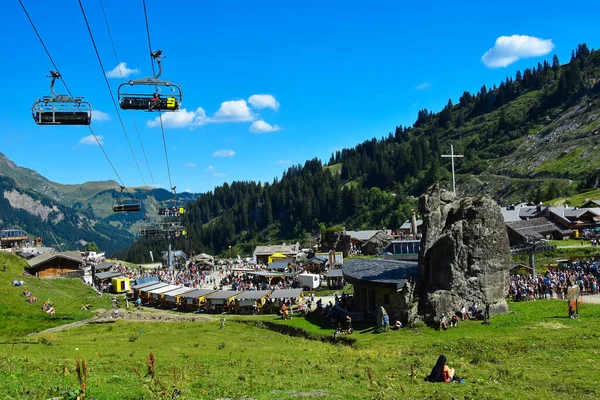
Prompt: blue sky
<box><xmin>2</xmin><ymin>0</ymin><xmax>599</xmax><ymax>194</ymax></box>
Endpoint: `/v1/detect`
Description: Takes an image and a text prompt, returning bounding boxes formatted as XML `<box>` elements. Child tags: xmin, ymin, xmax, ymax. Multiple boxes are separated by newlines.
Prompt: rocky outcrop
<box><xmin>418</xmin><ymin>184</ymin><xmax>510</xmax><ymax>320</ymax></box>
<box><xmin>3</xmin><ymin>189</ymin><xmax>64</xmax><ymax>223</ymax></box>
<box><xmin>319</xmin><ymin>230</ymin><xmax>351</xmax><ymax>256</ymax></box>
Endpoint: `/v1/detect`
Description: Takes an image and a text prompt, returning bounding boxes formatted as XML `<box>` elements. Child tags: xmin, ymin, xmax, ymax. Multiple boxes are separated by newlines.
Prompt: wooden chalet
<box><xmin>26</xmin><ymin>251</ymin><xmax>83</xmax><ymax>278</ymax></box>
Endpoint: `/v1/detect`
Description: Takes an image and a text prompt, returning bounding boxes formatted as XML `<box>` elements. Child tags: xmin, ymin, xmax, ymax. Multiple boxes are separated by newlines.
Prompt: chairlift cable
<box><xmin>142</xmin><ymin>0</ymin><xmax>174</xmax><ymax>193</ymax></box>
<box><xmin>99</xmin><ymin>0</ymin><xmax>157</xmax><ymax>190</ymax></box>
<box><xmin>18</xmin><ymin>0</ymin><xmax>127</xmax><ymax>189</ymax></box>
<box><xmin>78</xmin><ymin>0</ymin><xmax>148</xmax><ymax>191</ymax></box>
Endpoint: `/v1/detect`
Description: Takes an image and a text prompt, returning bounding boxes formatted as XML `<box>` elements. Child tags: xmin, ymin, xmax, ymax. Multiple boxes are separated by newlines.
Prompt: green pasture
<box><xmin>2</xmin><ymin>252</ymin><xmax>600</xmax><ymax>399</ymax></box>
<box><xmin>0</xmin><ymin>252</ymin><xmax>111</xmax><ymax>340</ymax></box>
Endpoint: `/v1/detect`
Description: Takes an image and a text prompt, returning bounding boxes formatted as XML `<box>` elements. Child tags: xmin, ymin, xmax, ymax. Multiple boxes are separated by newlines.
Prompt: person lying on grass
<box><xmin>425</xmin><ymin>355</ymin><xmax>465</xmax><ymax>384</ymax></box>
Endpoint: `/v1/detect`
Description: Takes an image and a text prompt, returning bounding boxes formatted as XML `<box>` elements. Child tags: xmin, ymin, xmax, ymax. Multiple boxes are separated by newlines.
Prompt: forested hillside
<box><xmin>117</xmin><ymin>43</ymin><xmax>600</xmax><ymax>262</ymax></box>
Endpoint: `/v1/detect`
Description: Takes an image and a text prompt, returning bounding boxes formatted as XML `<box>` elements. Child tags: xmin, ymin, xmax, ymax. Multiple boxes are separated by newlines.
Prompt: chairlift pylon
<box><xmin>117</xmin><ymin>50</ymin><xmax>182</xmax><ymax>112</ymax></box>
<box><xmin>32</xmin><ymin>71</ymin><xmax>92</xmax><ymax>125</ymax></box>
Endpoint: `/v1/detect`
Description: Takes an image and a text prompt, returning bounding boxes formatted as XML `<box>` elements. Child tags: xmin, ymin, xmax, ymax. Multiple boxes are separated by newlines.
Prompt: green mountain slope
<box><xmin>117</xmin><ymin>43</ymin><xmax>600</xmax><ymax>262</ymax></box>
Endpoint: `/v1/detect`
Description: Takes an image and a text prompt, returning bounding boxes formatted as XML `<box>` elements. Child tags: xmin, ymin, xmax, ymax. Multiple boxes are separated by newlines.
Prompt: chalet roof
<box><xmin>95</xmin><ymin>271</ymin><xmax>122</xmax><ymax>280</ymax></box>
<box><xmin>270</xmin><ymin>288</ymin><xmax>303</xmax><ymax>299</ymax></box>
<box><xmin>95</xmin><ymin>262</ymin><xmax>114</xmax><ymax>271</ymax></box>
<box><xmin>205</xmin><ymin>290</ymin><xmax>242</xmax><ymax>300</ymax></box>
<box><xmin>16</xmin><ymin>252</ymin><xmax>37</xmax><ymax>260</ymax></box>
<box><xmin>27</xmin><ymin>251</ymin><xmax>83</xmax><ymax>269</ymax></box>
<box><xmin>254</xmin><ymin>243</ymin><xmax>300</xmax><ymax>256</ymax></box>
<box><xmin>137</xmin><ymin>282</ymin><xmax>169</xmax><ymax>292</ymax></box>
<box><xmin>581</xmin><ymin>200</ymin><xmax>600</xmax><ymax>208</ymax></box>
<box><xmin>236</xmin><ymin>290</ymin><xmax>271</xmax><ymax>300</ymax></box>
<box><xmin>132</xmin><ymin>279</ymin><xmax>160</xmax><ymax>289</ymax></box>
<box><xmin>399</xmin><ymin>220</ymin><xmax>423</xmax><ymax>230</ymax></box>
<box><xmin>163</xmin><ymin>287</ymin><xmax>196</xmax><ymax>297</ymax></box>
<box><xmin>180</xmin><ymin>289</ymin><xmax>216</xmax><ymax>298</ymax></box>
<box><xmin>148</xmin><ymin>284</ymin><xmax>181</xmax><ymax>295</ymax></box>
<box><xmin>346</xmin><ymin>230</ymin><xmax>391</xmax><ymax>242</ymax></box>
<box><xmin>326</xmin><ymin>269</ymin><xmax>344</xmax><ymax>278</ymax></box>
<box><xmin>267</xmin><ymin>259</ymin><xmax>291</xmax><ymax>270</ymax></box>
<box><xmin>547</xmin><ymin>207</ymin><xmax>600</xmax><ymax>220</ymax></box>
<box><xmin>506</xmin><ymin>217</ymin><xmax>571</xmax><ymax>239</ymax></box>
<box><xmin>134</xmin><ymin>277</ymin><xmax>159</xmax><ymax>286</ymax></box>
<box><xmin>305</xmin><ymin>256</ymin><xmax>328</xmax><ymax>265</ymax></box>
<box><xmin>342</xmin><ymin>258</ymin><xmax>418</xmax><ymax>290</ymax></box>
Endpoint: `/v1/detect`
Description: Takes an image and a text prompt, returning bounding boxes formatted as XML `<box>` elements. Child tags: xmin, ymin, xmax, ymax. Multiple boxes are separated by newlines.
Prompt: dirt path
<box><xmin>30</xmin><ymin>309</ymin><xmax>214</xmax><ymax>336</ymax></box>
<box><xmin>581</xmin><ymin>294</ymin><xmax>600</xmax><ymax>304</ymax></box>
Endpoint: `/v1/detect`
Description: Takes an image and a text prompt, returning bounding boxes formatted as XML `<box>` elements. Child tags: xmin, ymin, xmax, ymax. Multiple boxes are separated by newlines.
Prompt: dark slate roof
<box><xmin>267</xmin><ymin>260</ymin><xmax>290</xmax><ymax>270</ymax></box>
<box><xmin>326</xmin><ymin>269</ymin><xmax>344</xmax><ymax>278</ymax></box>
<box><xmin>16</xmin><ymin>252</ymin><xmax>36</xmax><ymax>260</ymax></box>
<box><xmin>305</xmin><ymin>256</ymin><xmax>328</xmax><ymax>265</ymax></box>
<box><xmin>180</xmin><ymin>289</ymin><xmax>217</xmax><ymax>298</ymax></box>
<box><xmin>506</xmin><ymin>217</ymin><xmax>571</xmax><ymax>239</ymax></box>
<box><xmin>342</xmin><ymin>258</ymin><xmax>418</xmax><ymax>290</ymax></box>
<box><xmin>205</xmin><ymin>290</ymin><xmax>242</xmax><ymax>300</ymax></box>
<box><xmin>95</xmin><ymin>271</ymin><xmax>122</xmax><ymax>280</ymax></box>
<box><xmin>271</xmin><ymin>288</ymin><xmax>303</xmax><ymax>299</ymax></box>
<box><xmin>95</xmin><ymin>262</ymin><xmax>114</xmax><ymax>271</ymax></box>
<box><xmin>236</xmin><ymin>290</ymin><xmax>271</xmax><ymax>300</ymax></box>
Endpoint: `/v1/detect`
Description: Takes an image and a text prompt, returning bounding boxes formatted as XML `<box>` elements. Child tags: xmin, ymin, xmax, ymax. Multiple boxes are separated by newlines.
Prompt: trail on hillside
<box><xmin>30</xmin><ymin>308</ymin><xmax>214</xmax><ymax>336</ymax></box>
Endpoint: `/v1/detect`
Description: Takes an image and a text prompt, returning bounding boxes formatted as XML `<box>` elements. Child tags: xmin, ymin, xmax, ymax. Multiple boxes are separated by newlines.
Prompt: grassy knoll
<box><xmin>1</xmin><ymin>298</ymin><xmax>600</xmax><ymax>399</ymax></box>
<box><xmin>0</xmin><ymin>252</ymin><xmax>111</xmax><ymax>340</ymax></box>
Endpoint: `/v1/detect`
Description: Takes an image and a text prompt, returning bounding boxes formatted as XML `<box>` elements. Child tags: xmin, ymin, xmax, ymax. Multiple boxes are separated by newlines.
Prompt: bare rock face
<box><xmin>320</xmin><ymin>230</ymin><xmax>351</xmax><ymax>256</ymax></box>
<box><xmin>418</xmin><ymin>184</ymin><xmax>510</xmax><ymax>320</ymax></box>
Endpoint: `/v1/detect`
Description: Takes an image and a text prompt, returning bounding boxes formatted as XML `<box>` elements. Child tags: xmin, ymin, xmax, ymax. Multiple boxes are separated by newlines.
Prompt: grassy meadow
<box><xmin>2</xmin><ymin>253</ymin><xmax>600</xmax><ymax>399</ymax></box>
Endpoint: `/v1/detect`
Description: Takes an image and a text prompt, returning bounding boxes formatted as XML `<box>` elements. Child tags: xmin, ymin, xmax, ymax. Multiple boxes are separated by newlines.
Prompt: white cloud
<box><xmin>184</xmin><ymin>188</ymin><xmax>192</xmax><ymax>193</ymax></box>
<box><xmin>106</xmin><ymin>62</ymin><xmax>140</xmax><ymax>78</ymax></box>
<box><xmin>248</xmin><ymin>94</ymin><xmax>280</xmax><ymax>111</ymax></box>
<box><xmin>204</xmin><ymin>166</ymin><xmax>215</xmax><ymax>172</ymax></box>
<box><xmin>184</xmin><ymin>162</ymin><xmax>196</xmax><ymax>168</ymax></box>
<box><xmin>92</xmin><ymin>110</ymin><xmax>110</xmax><ymax>121</ymax></box>
<box><xmin>213</xmin><ymin>172</ymin><xmax>226</xmax><ymax>177</ymax></box>
<box><xmin>147</xmin><ymin>107</ymin><xmax>208</xmax><ymax>128</ymax></box>
<box><xmin>212</xmin><ymin>100</ymin><xmax>254</xmax><ymax>122</ymax></box>
<box><xmin>276</xmin><ymin>160</ymin><xmax>292</xmax><ymax>165</ymax></box>
<box><xmin>78</xmin><ymin>135</ymin><xmax>103</xmax><ymax>146</ymax></box>
<box><xmin>213</xmin><ymin>150</ymin><xmax>235</xmax><ymax>158</ymax></box>
<box><xmin>415</xmin><ymin>82</ymin><xmax>431</xmax><ymax>90</ymax></box>
<box><xmin>250</xmin><ymin>120</ymin><xmax>281</xmax><ymax>133</ymax></box>
<box><xmin>481</xmin><ymin>35</ymin><xmax>554</xmax><ymax>68</ymax></box>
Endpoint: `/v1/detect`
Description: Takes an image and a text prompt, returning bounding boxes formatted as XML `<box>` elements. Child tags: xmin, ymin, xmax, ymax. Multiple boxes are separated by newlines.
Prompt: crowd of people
<box><xmin>107</xmin><ymin>261</ymin><xmax>329</xmax><ymax>294</ymax></box>
<box><xmin>508</xmin><ymin>259</ymin><xmax>599</xmax><ymax>301</ymax></box>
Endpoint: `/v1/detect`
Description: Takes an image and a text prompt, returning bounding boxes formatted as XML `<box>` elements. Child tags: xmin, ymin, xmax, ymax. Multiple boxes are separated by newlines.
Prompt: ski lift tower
<box><xmin>509</xmin><ymin>235</ymin><xmax>556</xmax><ymax>275</ymax></box>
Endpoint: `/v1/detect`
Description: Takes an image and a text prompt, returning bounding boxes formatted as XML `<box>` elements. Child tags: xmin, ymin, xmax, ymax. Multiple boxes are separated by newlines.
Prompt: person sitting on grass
<box><xmin>460</xmin><ymin>305</ymin><xmax>469</xmax><ymax>320</ymax></box>
<box><xmin>425</xmin><ymin>355</ymin><xmax>465</xmax><ymax>384</ymax></box>
<box><xmin>392</xmin><ymin>320</ymin><xmax>403</xmax><ymax>330</ymax></box>
<box><xmin>439</xmin><ymin>314</ymin><xmax>448</xmax><ymax>330</ymax></box>
<box><xmin>449</xmin><ymin>314</ymin><xmax>459</xmax><ymax>327</ymax></box>
<box><xmin>382</xmin><ymin>314</ymin><xmax>390</xmax><ymax>332</ymax></box>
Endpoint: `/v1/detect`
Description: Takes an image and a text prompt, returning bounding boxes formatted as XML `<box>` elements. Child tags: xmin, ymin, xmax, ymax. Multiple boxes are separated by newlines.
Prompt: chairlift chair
<box><xmin>32</xmin><ymin>71</ymin><xmax>92</xmax><ymax>125</ymax></box>
<box><xmin>118</xmin><ymin>50</ymin><xmax>182</xmax><ymax>112</ymax></box>
<box><xmin>112</xmin><ymin>186</ymin><xmax>142</xmax><ymax>213</ymax></box>
<box><xmin>139</xmin><ymin>225</ymin><xmax>159</xmax><ymax>236</ymax></box>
